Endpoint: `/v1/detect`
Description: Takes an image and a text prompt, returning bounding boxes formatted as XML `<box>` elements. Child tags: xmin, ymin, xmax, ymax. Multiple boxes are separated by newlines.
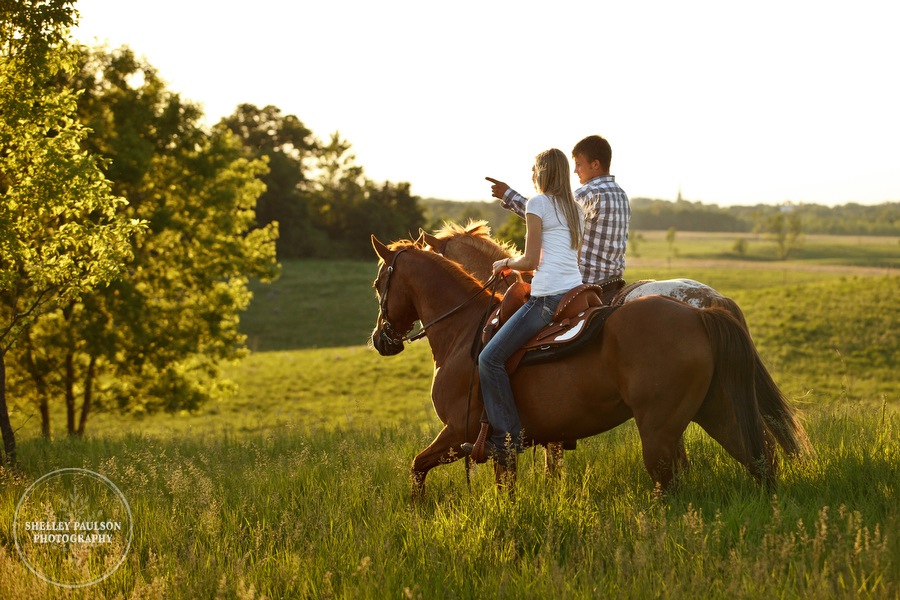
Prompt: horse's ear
<box><xmin>414</xmin><ymin>231</ymin><xmax>426</xmax><ymax>248</ymax></box>
<box><xmin>422</xmin><ymin>231</ymin><xmax>445</xmax><ymax>252</ymax></box>
<box><xmin>371</xmin><ymin>235</ymin><xmax>392</xmax><ymax>261</ymax></box>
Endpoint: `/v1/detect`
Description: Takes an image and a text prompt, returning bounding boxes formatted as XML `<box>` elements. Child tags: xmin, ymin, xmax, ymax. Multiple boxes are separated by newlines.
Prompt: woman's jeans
<box><xmin>478</xmin><ymin>293</ymin><xmax>564</xmax><ymax>451</ymax></box>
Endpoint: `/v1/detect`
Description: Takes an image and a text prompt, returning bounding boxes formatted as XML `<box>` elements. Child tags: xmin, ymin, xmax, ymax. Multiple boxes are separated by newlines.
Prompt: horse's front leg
<box><xmin>493</xmin><ymin>453</ymin><xmax>518</xmax><ymax>497</ymax></box>
<box><xmin>410</xmin><ymin>424</ymin><xmax>466</xmax><ymax>500</ymax></box>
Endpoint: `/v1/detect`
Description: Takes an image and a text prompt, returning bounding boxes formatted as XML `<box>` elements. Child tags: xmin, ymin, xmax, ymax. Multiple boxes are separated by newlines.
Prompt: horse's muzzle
<box><xmin>373</xmin><ymin>331</ymin><xmax>405</xmax><ymax>356</ymax></box>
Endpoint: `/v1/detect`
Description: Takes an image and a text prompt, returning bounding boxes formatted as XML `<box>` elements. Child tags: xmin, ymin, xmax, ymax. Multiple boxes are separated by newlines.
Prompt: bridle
<box><xmin>375</xmin><ymin>247</ymin><xmax>502</xmax><ymax>351</ymax></box>
<box><xmin>375</xmin><ymin>248</ymin><xmax>413</xmax><ymax>352</ymax></box>
<box><xmin>375</xmin><ymin>245</ymin><xmax>512</xmax><ymax>487</ymax></box>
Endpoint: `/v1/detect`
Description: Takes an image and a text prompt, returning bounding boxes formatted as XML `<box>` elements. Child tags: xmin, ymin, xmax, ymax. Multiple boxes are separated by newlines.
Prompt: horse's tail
<box><xmin>706</xmin><ymin>294</ymin><xmax>750</xmax><ymax>332</ymax></box>
<box><xmin>698</xmin><ymin>308</ymin><xmax>773</xmax><ymax>482</ymax></box>
<box><xmin>753</xmin><ymin>354</ymin><xmax>814</xmax><ymax>457</ymax></box>
<box><xmin>707</xmin><ymin>296</ymin><xmax>814</xmax><ymax>458</ymax></box>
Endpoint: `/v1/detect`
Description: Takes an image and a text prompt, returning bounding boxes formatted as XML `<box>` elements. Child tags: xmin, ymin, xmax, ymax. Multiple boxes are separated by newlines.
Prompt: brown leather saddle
<box><xmin>482</xmin><ymin>282</ymin><xmax>618</xmax><ymax>374</ymax></box>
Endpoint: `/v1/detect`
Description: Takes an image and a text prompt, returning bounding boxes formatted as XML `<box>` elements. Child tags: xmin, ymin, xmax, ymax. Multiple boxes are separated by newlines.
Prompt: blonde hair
<box><xmin>533</xmin><ymin>148</ymin><xmax>583</xmax><ymax>250</ymax></box>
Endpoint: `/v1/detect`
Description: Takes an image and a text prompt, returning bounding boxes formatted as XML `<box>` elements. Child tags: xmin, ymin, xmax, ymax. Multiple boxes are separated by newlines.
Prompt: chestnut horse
<box><xmin>419</xmin><ymin>221</ymin><xmax>811</xmax><ymax>464</ymax></box>
<box><xmin>370</xmin><ymin>236</ymin><xmax>810</xmax><ymax>497</ymax></box>
<box><xmin>421</xmin><ymin>220</ymin><xmax>747</xmax><ymax>328</ymax></box>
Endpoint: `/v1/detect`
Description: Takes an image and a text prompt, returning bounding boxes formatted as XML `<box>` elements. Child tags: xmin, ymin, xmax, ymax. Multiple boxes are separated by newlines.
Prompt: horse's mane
<box><xmin>386</xmin><ymin>239</ymin><xmax>491</xmax><ymax>295</ymax></box>
<box><xmin>433</xmin><ymin>219</ymin><xmax>516</xmax><ymax>261</ymax></box>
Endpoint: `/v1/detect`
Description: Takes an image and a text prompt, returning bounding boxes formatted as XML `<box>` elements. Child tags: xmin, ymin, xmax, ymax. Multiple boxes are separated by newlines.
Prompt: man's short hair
<box><xmin>572</xmin><ymin>135</ymin><xmax>612</xmax><ymax>171</ymax></box>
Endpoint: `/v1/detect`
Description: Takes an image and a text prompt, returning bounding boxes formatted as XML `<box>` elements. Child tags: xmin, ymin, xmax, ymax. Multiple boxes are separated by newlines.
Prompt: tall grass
<box><xmin>1</xmin><ymin>405</ymin><xmax>896</xmax><ymax>599</ymax></box>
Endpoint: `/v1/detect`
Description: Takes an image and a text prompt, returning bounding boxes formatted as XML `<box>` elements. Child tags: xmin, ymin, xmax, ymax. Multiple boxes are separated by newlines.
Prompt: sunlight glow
<box><xmin>71</xmin><ymin>0</ymin><xmax>900</xmax><ymax>206</ymax></box>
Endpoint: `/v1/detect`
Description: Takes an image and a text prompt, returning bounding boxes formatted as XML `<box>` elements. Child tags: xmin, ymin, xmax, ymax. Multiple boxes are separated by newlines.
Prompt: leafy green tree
<box><xmin>309</xmin><ymin>132</ymin><xmax>424</xmax><ymax>257</ymax></box>
<box><xmin>7</xmin><ymin>44</ymin><xmax>278</xmax><ymax>436</ymax></box>
<box><xmin>765</xmin><ymin>207</ymin><xmax>804</xmax><ymax>260</ymax></box>
<box><xmin>629</xmin><ymin>230</ymin><xmax>645</xmax><ymax>258</ymax></box>
<box><xmin>666</xmin><ymin>226</ymin><xmax>678</xmax><ymax>258</ymax></box>
<box><xmin>0</xmin><ymin>1</ymin><xmax>143</xmax><ymax>456</ymax></box>
<box><xmin>222</xmin><ymin>110</ymin><xmax>423</xmax><ymax>258</ymax></box>
<box><xmin>220</xmin><ymin>104</ymin><xmax>325</xmax><ymax>258</ymax></box>
<box><xmin>355</xmin><ymin>180</ymin><xmax>424</xmax><ymax>255</ymax></box>
<box><xmin>307</xmin><ymin>132</ymin><xmax>367</xmax><ymax>245</ymax></box>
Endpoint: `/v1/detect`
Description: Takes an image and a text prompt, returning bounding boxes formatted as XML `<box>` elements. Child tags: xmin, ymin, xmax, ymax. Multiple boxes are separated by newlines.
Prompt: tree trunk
<box><xmin>21</xmin><ymin>329</ymin><xmax>52</xmax><ymax>437</ymax></box>
<box><xmin>39</xmin><ymin>394</ymin><xmax>51</xmax><ymax>438</ymax></box>
<box><xmin>76</xmin><ymin>355</ymin><xmax>96</xmax><ymax>436</ymax></box>
<box><xmin>0</xmin><ymin>353</ymin><xmax>16</xmax><ymax>465</ymax></box>
<box><xmin>65</xmin><ymin>349</ymin><xmax>76</xmax><ymax>435</ymax></box>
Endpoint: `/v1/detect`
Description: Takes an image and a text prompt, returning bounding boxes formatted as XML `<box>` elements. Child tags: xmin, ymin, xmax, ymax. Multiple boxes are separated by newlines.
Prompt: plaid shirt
<box><xmin>501</xmin><ymin>175</ymin><xmax>630</xmax><ymax>283</ymax></box>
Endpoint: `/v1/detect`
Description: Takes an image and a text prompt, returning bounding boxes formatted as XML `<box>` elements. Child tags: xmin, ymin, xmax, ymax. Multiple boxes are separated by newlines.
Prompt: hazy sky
<box><xmin>71</xmin><ymin>0</ymin><xmax>899</xmax><ymax>206</ymax></box>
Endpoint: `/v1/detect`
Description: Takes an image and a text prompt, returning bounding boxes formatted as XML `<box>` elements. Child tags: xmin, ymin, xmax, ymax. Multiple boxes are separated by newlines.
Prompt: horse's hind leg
<box><xmin>674</xmin><ymin>436</ymin><xmax>689</xmax><ymax>473</ymax></box>
<box><xmin>693</xmin><ymin>402</ymin><xmax>776</xmax><ymax>487</ymax></box>
<box><xmin>544</xmin><ymin>442</ymin><xmax>565</xmax><ymax>477</ymax></box>
<box><xmin>634</xmin><ymin>416</ymin><xmax>693</xmax><ymax>493</ymax></box>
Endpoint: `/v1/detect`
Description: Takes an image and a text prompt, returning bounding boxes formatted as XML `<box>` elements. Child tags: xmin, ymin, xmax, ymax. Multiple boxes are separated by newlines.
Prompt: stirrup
<box><xmin>461</xmin><ymin>423</ymin><xmax>490</xmax><ymax>464</ymax></box>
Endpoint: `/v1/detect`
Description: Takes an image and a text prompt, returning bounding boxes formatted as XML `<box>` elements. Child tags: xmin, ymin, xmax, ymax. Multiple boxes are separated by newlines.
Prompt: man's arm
<box><xmin>485</xmin><ymin>176</ymin><xmax>526</xmax><ymax>219</ymax></box>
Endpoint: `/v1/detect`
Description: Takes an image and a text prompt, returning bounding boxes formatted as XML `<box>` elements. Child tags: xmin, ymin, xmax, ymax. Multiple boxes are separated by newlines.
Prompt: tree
<box><xmin>220</xmin><ymin>104</ymin><xmax>324</xmax><ymax>258</ymax></box>
<box><xmin>354</xmin><ymin>180</ymin><xmax>424</xmax><ymax>256</ymax></box>
<box><xmin>308</xmin><ymin>132</ymin><xmax>424</xmax><ymax>257</ymax></box>
<box><xmin>629</xmin><ymin>230</ymin><xmax>645</xmax><ymax>258</ymax></box>
<box><xmin>6</xmin><ymin>44</ymin><xmax>278</xmax><ymax>436</ymax></box>
<box><xmin>765</xmin><ymin>207</ymin><xmax>804</xmax><ymax>260</ymax></box>
<box><xmin>666</xmin><ymin>227</ymin><xmax>678</xmax><ymax>258</ymax></box>
<box><xmin>0</xmin><ymin>1</ymin><xmax>143</xmax><ymax>457</ymax></box>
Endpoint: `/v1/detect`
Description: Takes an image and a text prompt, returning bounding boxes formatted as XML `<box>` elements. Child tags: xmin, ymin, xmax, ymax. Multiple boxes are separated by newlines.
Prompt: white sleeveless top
<box><xmin>526</xmin><ymin>194</ymin><xmax>584</xmax><ymax>296</ymax></box>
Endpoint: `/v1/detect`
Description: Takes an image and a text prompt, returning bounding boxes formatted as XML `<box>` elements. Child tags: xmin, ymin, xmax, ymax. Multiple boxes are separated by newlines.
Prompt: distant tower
<box><xmin>676</xmin><ymin>187</ymin><xmax>683</xmax><ymax>202</ymax></box>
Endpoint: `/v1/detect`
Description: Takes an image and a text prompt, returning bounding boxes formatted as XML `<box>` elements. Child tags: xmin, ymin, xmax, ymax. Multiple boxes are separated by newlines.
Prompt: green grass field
<box><xmin>0</xmin><ymin>232</ymin><xmax>897</xmax><ymax>598</ymax></box>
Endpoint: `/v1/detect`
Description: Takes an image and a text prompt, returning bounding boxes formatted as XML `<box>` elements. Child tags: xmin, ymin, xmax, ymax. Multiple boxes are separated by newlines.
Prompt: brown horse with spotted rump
<box><xmin>370</xmin><ymin>236</ymin><xmax>811</xmax><ymax>497</ymax></box>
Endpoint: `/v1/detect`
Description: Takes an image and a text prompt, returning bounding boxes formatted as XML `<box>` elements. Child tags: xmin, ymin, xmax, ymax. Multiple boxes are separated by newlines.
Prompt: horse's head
<box><xmin>419</xmin><ymin>229</ymin><xmax>447</xmax><ymax>254</ymax></box>
<box><xmin>370</xmin><ymin>235</ymin><xmax>419</xmax><ymax>356</ymax></box>
<box><xmin>423</xmin><ymin>221</ymin><xmax>519</xmax><ymax>290</ymax></box>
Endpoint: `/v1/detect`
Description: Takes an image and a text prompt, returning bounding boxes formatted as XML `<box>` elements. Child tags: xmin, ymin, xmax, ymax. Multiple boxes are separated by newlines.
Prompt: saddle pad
<box><xmin>611</xmin><ymin>279</ymin><xmax>655</xmax><ymax>306</ymax></box>
<box><xmin>512</xmin><ymin>305</ymin><xmax>619</xmax><ymax>372</ymax></box>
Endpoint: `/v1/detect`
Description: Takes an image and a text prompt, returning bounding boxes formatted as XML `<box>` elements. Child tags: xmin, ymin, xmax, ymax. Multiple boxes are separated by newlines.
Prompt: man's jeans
<box><xmin>478</xmin><ymin>293</ymin><xmax>564</xmax><ymax>451</ymax></box>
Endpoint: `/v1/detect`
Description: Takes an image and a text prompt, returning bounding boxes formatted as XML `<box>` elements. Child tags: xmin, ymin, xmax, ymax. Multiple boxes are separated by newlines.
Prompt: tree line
<box><xmin>628</xmin><ymin>198</ymin><xmax>900</xmax><ymax>236</ymax></box>
<box><xmin>0</xmin><ymin>1</ymin><xmax>421</xmax><ymax>461</ymax></box>
<box><xmin>220</xmin><ymin>105</ymin><xmax>423</xmax><ymax>259</ymax></box>
<box><xmin>421</xmin><ymin>197</ymin><xmax>900</xmax><ymax>243</ymax></box>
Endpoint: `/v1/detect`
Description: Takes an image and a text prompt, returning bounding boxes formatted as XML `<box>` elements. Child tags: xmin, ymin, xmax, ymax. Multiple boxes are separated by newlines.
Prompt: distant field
<box><xmin>629</xmin><ymin>230</ymin><xmax>899</xmax><ymax>270</ymax></box>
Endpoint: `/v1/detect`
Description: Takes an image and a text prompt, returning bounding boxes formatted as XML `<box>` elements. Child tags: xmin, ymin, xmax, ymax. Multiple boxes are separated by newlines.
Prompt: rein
<box><xmin>378</xmin><ymin>248</ymin><xmax>502</xmax><ymax>347</ymax></box>
<box><xmin>462</xmin><ymin>270</ymin><xmax>508</xmax><ymax>489</ymax></box>
<box><xmin>405</xmin><ymin>275</ymin><xmax>499</xmax><ymax>342</ymax></box>
<box><xmin>376</xmin><ymin>247</ymin><xmax>511</xmax><ymax>490</ymax></box>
